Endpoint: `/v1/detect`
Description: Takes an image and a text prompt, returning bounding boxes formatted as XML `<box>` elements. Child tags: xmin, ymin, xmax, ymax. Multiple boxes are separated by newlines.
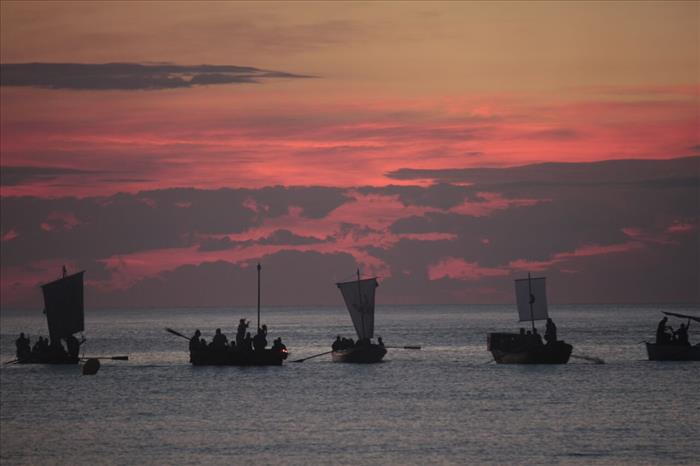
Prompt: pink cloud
<box><xmin>428</xmin><ymin>257</ymin><xmax>510</xmax><ymax>281</ymax></box>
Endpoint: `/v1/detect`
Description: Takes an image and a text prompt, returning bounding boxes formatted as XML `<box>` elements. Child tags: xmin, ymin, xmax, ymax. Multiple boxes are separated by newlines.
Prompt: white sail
<box><xmin>515</xmin><ymin>276</ymin><xmax>548</xmax><ymax>322</ymax></box>
<box><xmin>337</xmin><ymin>277</ymin><xmax>378</xmax><ymax>340</ymax></box>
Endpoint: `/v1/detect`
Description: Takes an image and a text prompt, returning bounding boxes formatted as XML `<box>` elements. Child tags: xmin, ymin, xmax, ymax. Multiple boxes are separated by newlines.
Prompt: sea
<box><xmin>1</xmin><ymin>304</ymin><xmax>698</xmax><ymax>465</ymax></box>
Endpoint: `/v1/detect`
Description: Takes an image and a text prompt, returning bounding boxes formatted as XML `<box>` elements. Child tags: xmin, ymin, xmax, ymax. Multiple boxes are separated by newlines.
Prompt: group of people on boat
<box><xmin>515</xmin><ymin>318</ymin><xmax>558</xmax><ymax>347</ymax></box>
<box><xmin>15</xmin><ymin>332</ymin><xmax>84</xmax><ymax>362</ymax></box>
<box><xmin>656</xmin><ymin>316</ymin><xmax>690</xmax><ymax>346</ymax></box>
<box><xmin>189</xmin><ymin>319</ymin><xmax>287</xmax><ymax>356</ymax></box>
<box><xmin>332</xmin><ymin>335</ymin><xmax>384</xmax><ymax>351</ymax></box>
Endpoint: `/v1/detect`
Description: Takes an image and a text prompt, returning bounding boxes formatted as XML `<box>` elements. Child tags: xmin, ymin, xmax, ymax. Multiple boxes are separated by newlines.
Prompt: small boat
<box><xmin>185</xmin><ymin>263</ymin><xmax>288</xmax><ymax>366</ymax></box>
<box><xmin>16</xmin><ymin>269</ymin><xmax>86</xmax><ymax>365</ymax></box>
<box><xmin>332</xmin><ymin>270</ymin><xmax>387</xmax><ymax>363</ymax></box>
<box><xmin>646</xmin><ymin>311</ymin><xmax>700</xmax><ymax>361</ymax></box>
<box><xmin>487</xmin><ymin>274</ymin><xmax>572</xmax><ymax>364</ymax></box>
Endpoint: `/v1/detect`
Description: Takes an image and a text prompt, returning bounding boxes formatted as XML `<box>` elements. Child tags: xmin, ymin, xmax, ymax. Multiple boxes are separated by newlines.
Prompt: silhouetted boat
<box><xmin>17</xmin><ymin>269</ymin><xmax>85</xmax><ymax>365</ymax></box>
<box><xmin>332</xmin><ymin>271</ymin><xmax>387</xmax><ymax>363</ymax></box>
<box><xmin>646</xmin><ymin>311</ymin><xmax>699</xmax><ymax>361</ymax></box>
<box><xmin>185</xmin><ymin>263</ymin><xmax>288</xmax><ymax>366</ymax></box>
<box><xmin>487</xmin><ymin>274</ymin><xmax>572</xmax><ymax>364</ymax></box>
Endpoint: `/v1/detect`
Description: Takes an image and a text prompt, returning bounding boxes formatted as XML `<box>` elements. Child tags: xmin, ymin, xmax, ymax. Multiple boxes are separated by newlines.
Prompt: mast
<box><xmin>357</xmin><ymin>268</ymin><xmax>365</xmax><ymax>340</ymax></box>
<box><xmin>528</xmin><ymin>272</ymin><xmax>535</xmax><ymax>332</ymax></box>
<box><xmin>257</xmin><ymin>263</ymin><xmax>261</xmax><ymax>331</ymax></box>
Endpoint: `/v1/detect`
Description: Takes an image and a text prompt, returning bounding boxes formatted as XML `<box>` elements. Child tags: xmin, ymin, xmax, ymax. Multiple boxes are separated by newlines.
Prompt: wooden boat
<box><xmin>646</xmin><ymin>311</ymin><xmax>699</xmax><ymax>361</ymax></box>
<box><xmin>332</xmin><ymin>271</ymin><xmax>387</xmax><ymax>363</ymax></box>
<box><xmin>184</xmin><ymin>263</ymin><xmax>289</xmax><ymax>366</ymax></box>
<box><xmin>487</xmin><ymin>274</ymin><xmax>572</xmax><ymax>364</ymax></box>
<box><xmin>190</xmin><ymin>347</ymin><xmax>288</xmax><ymax>366</ymax></box>
<box><xmin>16</xmin><ymin>269</ymin><xmax>86</xmax><ymax>365</ymax></box>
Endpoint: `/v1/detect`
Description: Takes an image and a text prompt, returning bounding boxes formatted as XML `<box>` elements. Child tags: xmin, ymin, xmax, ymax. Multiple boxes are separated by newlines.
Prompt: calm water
<box><xmin>1</xmin><ymin>305</ymin><xmax>699</xmax><ymax>465</ymax></box>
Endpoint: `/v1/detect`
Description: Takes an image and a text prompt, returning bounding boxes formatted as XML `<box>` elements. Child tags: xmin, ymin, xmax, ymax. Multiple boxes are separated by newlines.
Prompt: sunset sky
<box><xmin>1</xmin><ymin>1</ymin><xmax>698</xmax><ymax>309</ymax></box>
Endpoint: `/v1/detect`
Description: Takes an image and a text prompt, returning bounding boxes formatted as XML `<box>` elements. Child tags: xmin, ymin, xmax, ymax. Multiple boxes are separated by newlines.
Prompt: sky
<box><xmin>1</xmin><ymin>1</ymin><xmax>698</xmax><ymax>309</ymax></box>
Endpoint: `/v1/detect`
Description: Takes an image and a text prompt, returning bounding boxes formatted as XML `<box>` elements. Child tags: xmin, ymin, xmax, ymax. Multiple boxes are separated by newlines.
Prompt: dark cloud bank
<box><xmin>1</xmin><ymin>157</ymin><xmax>698</xmax><ymax>309</ymax></box>
<box><xmin>0</xmin><ymin>63</ymin><xmax>311</xmax><ymax>90</ymax></box>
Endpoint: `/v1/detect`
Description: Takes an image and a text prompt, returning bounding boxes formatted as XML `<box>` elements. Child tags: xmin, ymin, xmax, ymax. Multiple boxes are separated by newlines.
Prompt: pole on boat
<box><xmin>257</xmin><ymin>263</ymin><xmax>261</xmax><ymax>331</ymax></box>
<box><xmin>527</xmin><ymin>272</ymin><xmax>536</xmax><ymax>332</ymax></box>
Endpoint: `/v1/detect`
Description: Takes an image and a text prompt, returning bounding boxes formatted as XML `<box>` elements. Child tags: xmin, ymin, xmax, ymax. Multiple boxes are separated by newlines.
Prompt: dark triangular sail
<box><xmin>41</xmin><ymin>271</ymin><xmax>85</xmax><ymax>341</ymax></box>
<box><xmin>336</xmin><ymin>277</ymin><xmax>378</xmax><ymax>340</ymax></box>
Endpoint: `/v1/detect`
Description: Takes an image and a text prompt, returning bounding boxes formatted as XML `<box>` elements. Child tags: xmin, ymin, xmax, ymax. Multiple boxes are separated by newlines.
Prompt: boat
<box><xmin>16</xmin><ymin>269</ymin><xmax>86</xmax><ymax>365</ymax></box>
<box><xmin>185</xmin><ymin>263</ymin><xmax>288</xmax><ymax>366</ymax></box>
<box><xmin>487</xmin><ymin>274</ymin><xmax>572</xmax><ymax>364</ymax></box>
<box><xmin>332</xmin><ymin>270</ymin><xmax>387</xmax><ymax>363</ymax></box>
<box><xmin>646</xmin><ymin>311</ymin><xmax>700</xmax><ymax>361</ymax></box>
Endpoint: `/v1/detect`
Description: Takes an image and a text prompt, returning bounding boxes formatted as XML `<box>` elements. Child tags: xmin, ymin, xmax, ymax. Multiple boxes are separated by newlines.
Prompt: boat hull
<box><xmin>190</xmin><ymin>348</ymin><xmax>288</xmax><ymax>366</ymax></box>
<box><xmin>332</xmin><ymin>345</ymin><xmax>387</xmax><ymax>363</ymax></box>
<box><xmin>646</xmin><ymin>342</ymin><xmax>700</xmax><ymax>361</ymax></box>
<box><xmin>17</xmin><ymin>354</ymin><xmax>79</xmax><ymax>364</ymax></box>
<box><xmin>488</xmin><ymin>333</ymin><xmax>572</xmax><ymax>364</ymax></box>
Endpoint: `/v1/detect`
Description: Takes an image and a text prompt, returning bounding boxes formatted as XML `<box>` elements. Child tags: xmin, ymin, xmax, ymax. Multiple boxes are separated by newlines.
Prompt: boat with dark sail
<box><xmin>180</xmin><ymin>263</ymin><xmax>288</xmax><ymax>366</ymax></box>
<box><xmin>646</xmin><ymin>311</ymin><xmax>699</xmax><ymax>361</ymax></box>
<box><xmin>332</xmin><ymin>270</ymin><xmax>387</xmax><ymax>363</ymax></box>
<box><xmin>487</xmin><ymin>274</ymin><xmax>572</xmax><ymax>364</ymax></box>
<box><xmin>16</xmin><ymin>269</ymin><xmax>85</xmax><ymax>364</ymax></box>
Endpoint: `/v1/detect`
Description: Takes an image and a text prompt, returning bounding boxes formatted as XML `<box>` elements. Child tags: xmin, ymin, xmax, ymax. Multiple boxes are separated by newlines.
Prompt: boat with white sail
<box><xmin>332</xmin><ymin>270</ymin><xmax>387</xmax><ymax>363</ymax></box>
<box><xmin>487</xmin><ymin>274</ymin><xmax>572</xmax><ymax>364</ymax></box>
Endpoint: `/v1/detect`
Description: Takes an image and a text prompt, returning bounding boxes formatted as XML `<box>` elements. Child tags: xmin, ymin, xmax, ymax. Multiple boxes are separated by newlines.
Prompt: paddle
<box><xmin>81</xmin><ymin>356</ymin><xmax>129</xmax><ymax>361</ymax></box>
<box><xmin>3</xmin><ymin>359</ymin><xmax>19</xmax><ymax>365</ymax></box>
<box><xmin>165</xmin><ymin>327</ymin><xmax>191</xmax><ymax>341</ymax></box>
<box><xmin>571</xmin><ymin>354</ymin><xmax>605</xmax><ymax>364</ymax></box>
<box><xmin>386</xmin><ymin>345</ymin><xmax>421</xmax><ymax>350</ymax></box>
<box><xmin>291</xmin><ymin>350</ymin><xmax>333</xmax><ymax>363</ymax></box>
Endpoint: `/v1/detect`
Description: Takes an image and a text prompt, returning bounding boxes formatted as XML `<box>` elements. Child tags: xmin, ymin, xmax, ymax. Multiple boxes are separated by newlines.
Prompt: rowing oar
<box><xmin>165</xmin><ymin>327</ymin><xmax>191</xmax><ymax>341</ymax></box>
<box><xmin>386</xmin><ymin>345</ymin><xmax>421</xmax><ymax>350</ymax></box>
<box><xmin>81</xmin><ymin>356</ymin><xmax>129</xmax><ymax>361</ymax></box>
<box><xmin>3</xmin><ymin>359</ymin><xmax>19</xmax><ymax>365</ymax></box>
<box><xmin>571</xmin><ymin>354</ymin><xmax>605</xmax><ymax>364</ymax></box>
<box><xmin>291</xmin><ymin>350</ymin><xmax>333</xmax><ymax>363</ymax></box>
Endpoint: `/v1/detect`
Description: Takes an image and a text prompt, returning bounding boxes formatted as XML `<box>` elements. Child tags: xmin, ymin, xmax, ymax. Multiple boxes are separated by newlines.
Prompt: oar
<box><xmin>81</xmin><ymin>356</ymin><xmax>129</xmax><ymax>361</ymax></box>
<box><xmin>386</xmin><ymin>345</ymin><xmax>421</xmax><ymax>350</ymax></box>
<box><xmin>3</xmin><ymin>359</ymin><xmax>19</xmax><ymax>365</ymax></box>
<box><xmin>165</xmin><ymin>327</ymin><xmax>191</xmax><ymax>341</ymax></box>
<box><xmin>571</xmin><ymin>354</ymin><xmax>605</xmax><ymax>364</ymax></box>
<box><xmin>291</xmin><ymin>350</ymin><xmax>333</xmax><ymax>363</ymax></box>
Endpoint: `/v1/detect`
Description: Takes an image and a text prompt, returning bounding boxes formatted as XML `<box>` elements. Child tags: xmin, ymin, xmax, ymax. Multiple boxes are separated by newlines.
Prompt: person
<box><xmin>190</xmin><ymin>330</ymin><xmax>202</xmax><ymax>352</ymax></box>
<box><xmin>378</xmin><ymin>337</ymin><xmax>384</xmax><ymax>347</ymax></box>
<box><xmin>656</xmin><ymin>317</ymin><xmax>672</xmax><ymax>344</ymax></box>
<box><xmin>332</xmin><ymin>336</ymin><xmax>342</xmax><ymax>351</ymax></box>
<box><xmin>243</xmin><ymin>332</ymin><xmax>253</xmax><ymax>351</ymax></box>
<box><xmin>674</xmin><ymin>323</ymin><xmax>689</xmax><ymax>345</ymax></box>
<box><xmin>544</xmin><ymin>318</ymin><xmax>557</xmax><ymax>345</ymax></box>
<box><xmin>236</xmin><ymin>319</ymin><xmax>248</xmax><ymax>347</ymax></box>
<box><xmin>65</xmin><ymin>334</ymin><xmax>84</xmax><ymax>359</ymax></box>
<box><xmin>532</xmin><ymin>328</ymin><xmax>543</xmax><ymax>345</ymax></box>
<box><xmin>212</xmin><ymin>328</ymin><xmax>228</xmax><ymax>350</ymax></box>
<box><xmin>253</xmin><ymin>327</ymin><xmax>267</xmax><ymax>351</ymax></box>
<box><xmin>15</xmin><ymin>333</ymin><xmax>31</xmax><ymax>359</ymax></box>
<box><xmin>48</xmin><ymin>339</ymin><xmax>67</xmax><ymax>360</ymax></box>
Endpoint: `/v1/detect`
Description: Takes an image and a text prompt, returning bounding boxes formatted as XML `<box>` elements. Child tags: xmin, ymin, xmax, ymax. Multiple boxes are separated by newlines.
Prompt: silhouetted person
<box><xmin>332</xmin><ymin>336</ymin><xmax>342</xmax><ymax>351</ymax></box>
<box><xmin>378</xmin><ymin>337</ymin><xmax>384</xmax><ymax>347</ymax></box>
<box><xmin>190</xmin><ymin>330</ymin><xmax>202</xmax><ymax>351</ymax></box>
<box><xmin>236</xmin><ymin>319</ymin><xmax>248</xmax><ymax>347</ymax></box>
<box><xmin>65</xmin><ymin>334</ymin><xmax>84</xmax><ymax>359</ymax></box>
<box><xmin>253</xmin><ymin>328</ymin><xmax>267</xmax><ymax>351</ymax></box>
<box><xmin>261</xmin><ymin>324</ymin><xmax>268</xmax><ymax>337</ymax></box>
<box><xmin>212</xmin><ymin>328</ymin><xmax>228</xmax><ymax>350</ymax></box>
<box><xmin>15</xmin><ymin>333</ymin><xmax>31</xmax><ymax>359</ymax></box>
<box><xmin>243</xmin><ymin>332</ymin><xmax>253</xmax><ymax>351</ymax></box>
<box><xmin>674</xmin><ymin>324</ymin><xmax>689</xmax><ymax>345</ymax></box>
<box><xmin>544</xmin><ymin>318</ymin><xmax>557</xmax><ymax>345</ymax></box>
<box><xmin>656</xmin><ymin>317</ymin><xmax>671</xmax><ymax>344</ymax></box>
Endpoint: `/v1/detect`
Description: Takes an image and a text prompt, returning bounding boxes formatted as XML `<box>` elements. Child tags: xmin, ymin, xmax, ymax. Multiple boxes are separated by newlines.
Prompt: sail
<box><xmin>515</xmin><ymin>276</ymin><xmax>548</xmax><ymax>322</ymax></box>
<box><xmin>41</xmin><ymin>271</ymin><xmax>85</xmax><ymax>341</ymax></box>
<box><xmin>337</xmin><ymin>278</ymin><xmax>378</xmax><ymax>340</ymax></box>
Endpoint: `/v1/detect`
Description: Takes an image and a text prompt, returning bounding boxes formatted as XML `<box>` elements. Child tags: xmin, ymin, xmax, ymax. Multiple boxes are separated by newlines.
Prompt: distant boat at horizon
<box><xmin>487</xmin><ymin>274</ymin><xmax>573</xmax><ymax>364</ymax></box>
<box><xmin>331</xmin><ymin>270</ymin><xmax>387</xmax><ymax>363</ymax></box>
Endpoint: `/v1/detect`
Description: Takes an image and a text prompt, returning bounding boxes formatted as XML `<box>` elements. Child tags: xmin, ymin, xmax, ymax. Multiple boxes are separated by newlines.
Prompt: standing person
<box><xmin>253</xmin><ymin>327</ymin><xmax>267</xmax><ymax>351</ymax></box>
<box><xmin>544</xmin><ymin>318</ymin><xmax>557</xmax><ymax>345</ymax></box>
<box><xmin>674</xmin><ymin>324</ymin><xmax>689</xmax><ymax>345</ymax></box>
<box><xmin>236</xmin><ymin>319</ymin><xmax>248</xmax><ymax>347</ymax></box>
<box><xmin>65</xmin><ymin>334</ymin><xmax>84</xmax><ymax>359</ymax></box>
<box><xmin>212</xmin><ymin>328</ymin><xmax>228</xmax><ymax>350</ymax></box>
<box><xmin>15</xmin><ymin>333</ymin><xmax>31</xmax><ymax>359</ymax></box>
<box><xmin>656</xmin><ymin>317</ymin><xmax>671</xmax><ymax>344</ymax></box>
